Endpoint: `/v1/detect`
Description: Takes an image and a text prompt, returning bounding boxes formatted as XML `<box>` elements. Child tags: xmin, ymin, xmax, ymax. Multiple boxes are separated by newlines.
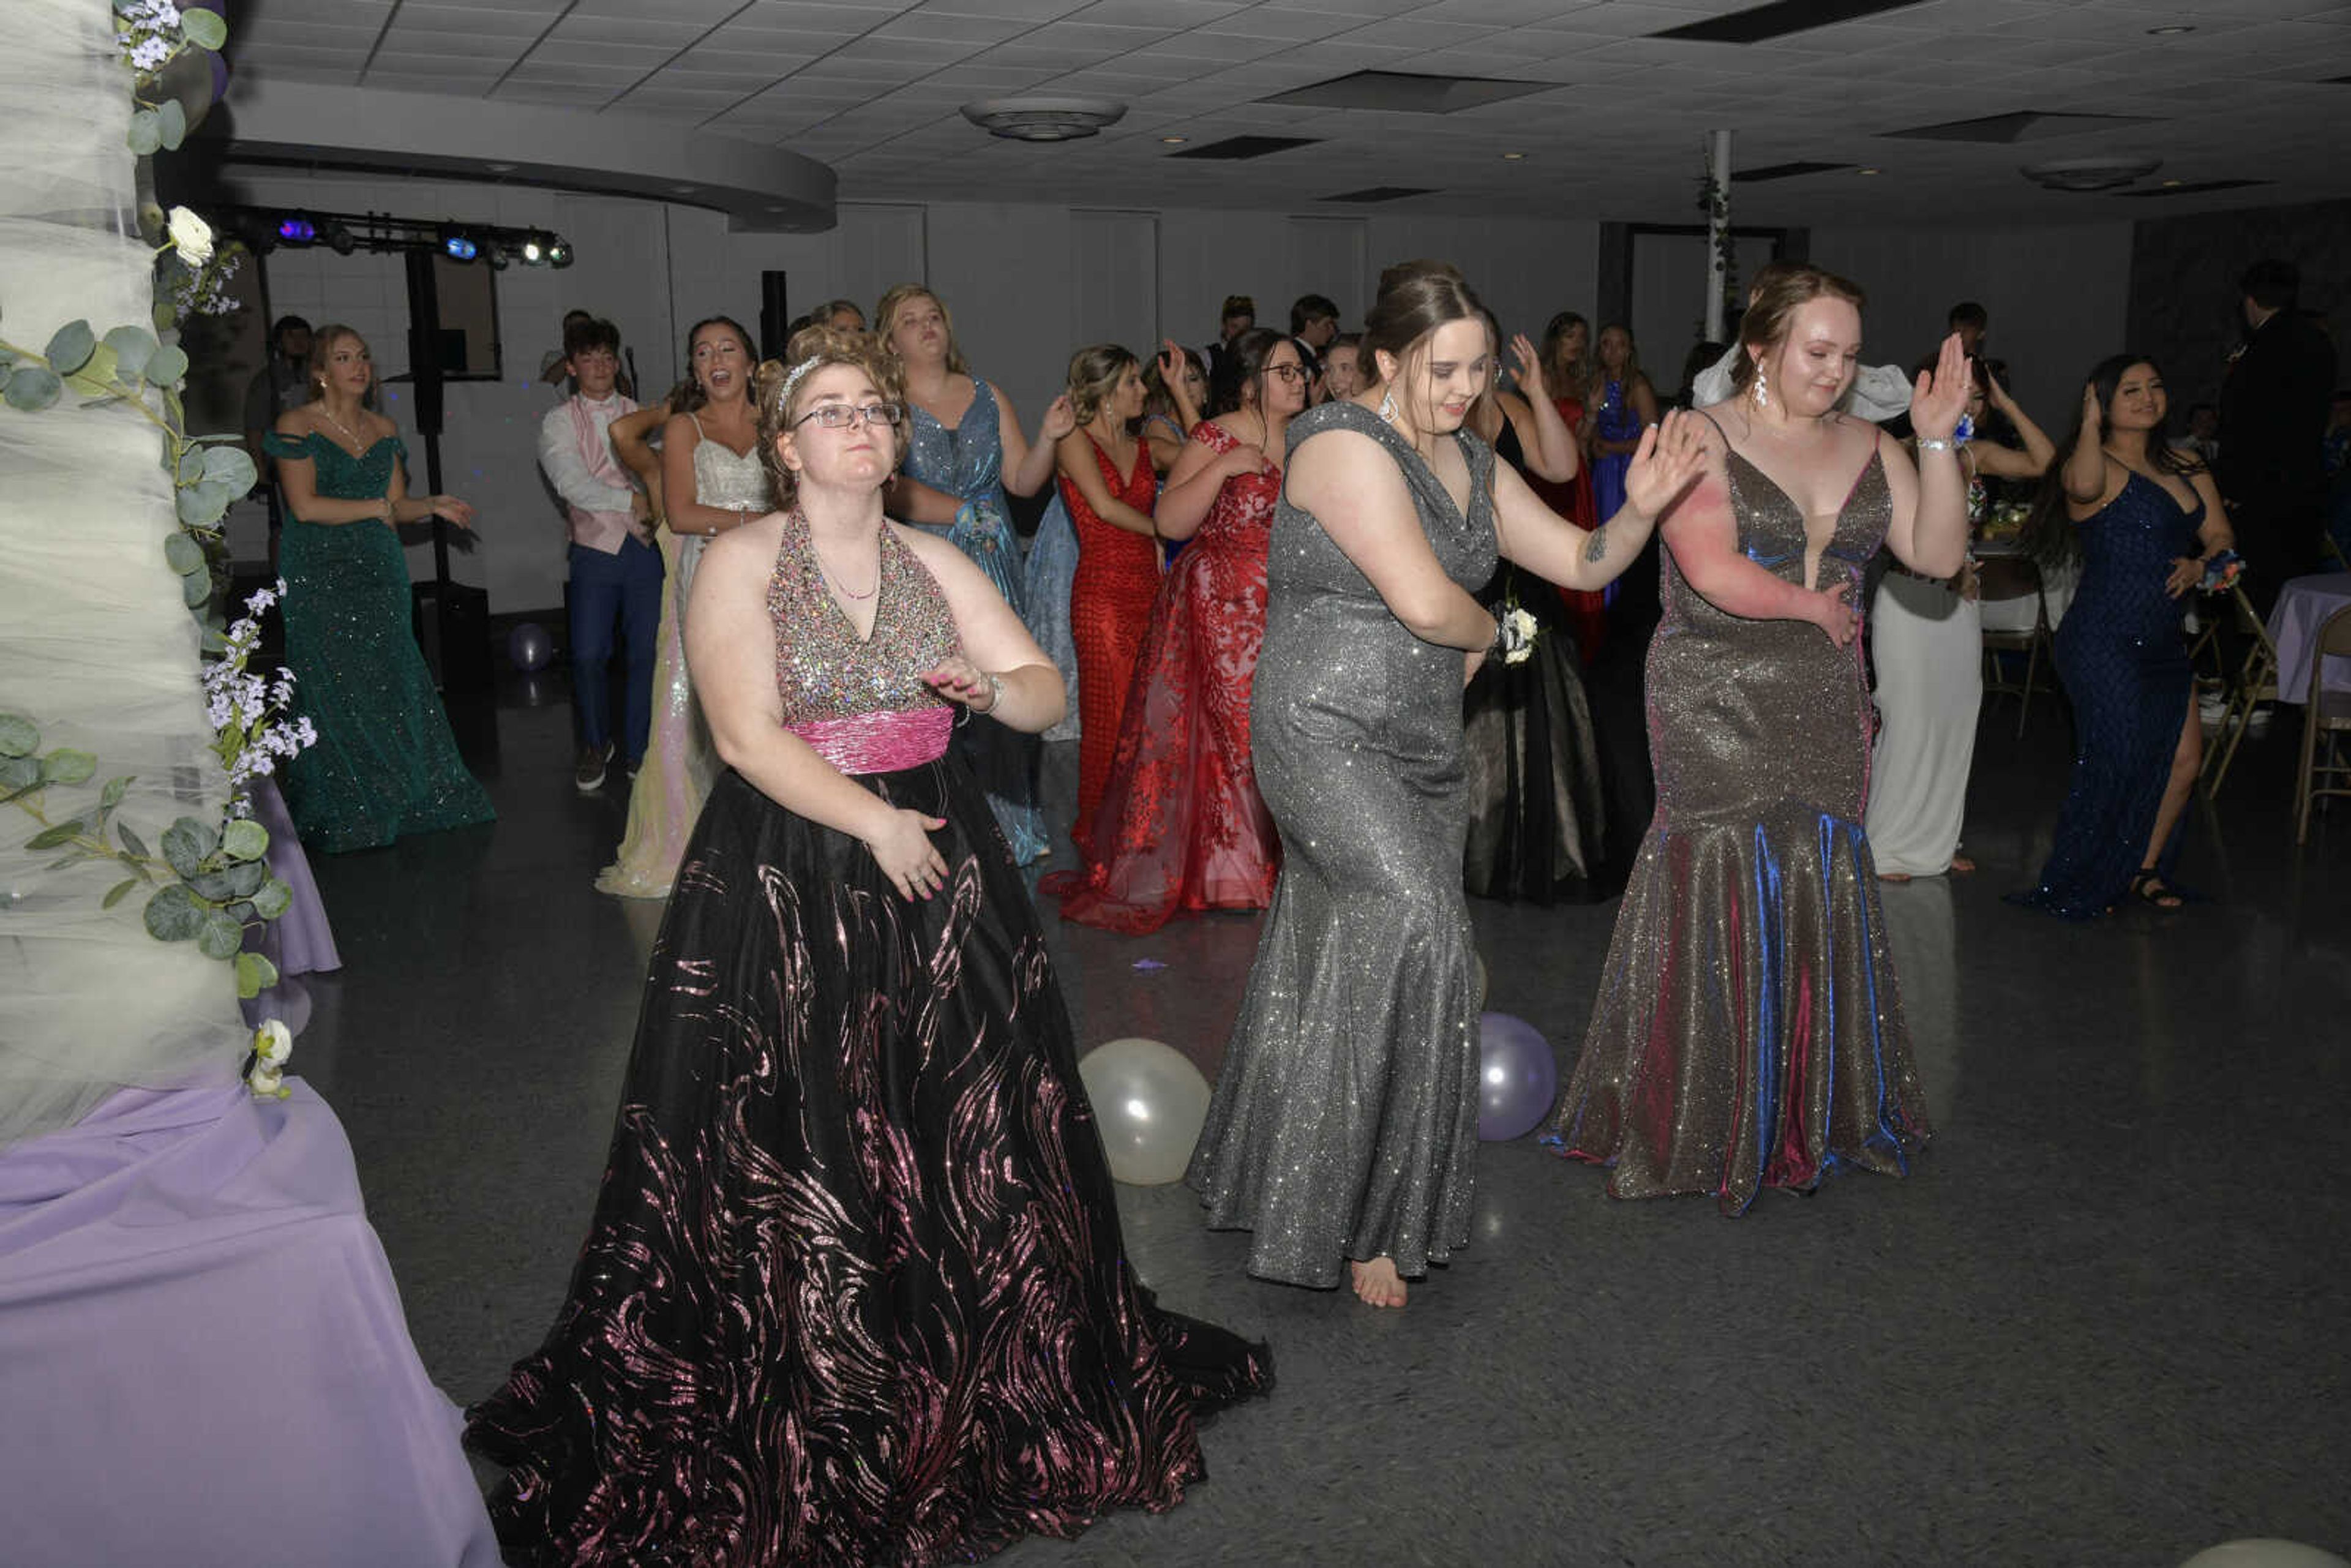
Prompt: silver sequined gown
<box><xmin>1545</xmin><ymin>445</ymin><xmax>1932</xmax><ymax>1214</ymax></box>
<box><xmin>1187</xmin><ymin>402</ymin><xmax>1497</xmax><ymax>1288</ymax></box>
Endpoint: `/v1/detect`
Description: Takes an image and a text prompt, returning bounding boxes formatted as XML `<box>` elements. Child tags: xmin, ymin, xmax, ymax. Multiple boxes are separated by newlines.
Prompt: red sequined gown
<box><xmin>468</xmin><ymin>513</ymin><xmax>1270</xmax><ymax>1564</ymax></box>
<box><xmin>1046</xmin><ymin>421</ymin><xmax>1281</xmax><ymax>933</ymax></box>
<box><xmin>1528</xmin><ymin>393</ymin><xmax>1608</xmax><ymax>664</ymax></box>
<box><xmin>1062</xmin><ymin>432</ymin><xmax>1163</xmax><ymax>847</ymax></box>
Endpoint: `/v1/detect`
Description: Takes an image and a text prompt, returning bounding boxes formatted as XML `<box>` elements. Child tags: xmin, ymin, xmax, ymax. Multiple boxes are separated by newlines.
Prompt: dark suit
<box><xmin>2219</xmin><ymin>307</ymin><xmax>2339</xmax><ymax>610</ymax></box>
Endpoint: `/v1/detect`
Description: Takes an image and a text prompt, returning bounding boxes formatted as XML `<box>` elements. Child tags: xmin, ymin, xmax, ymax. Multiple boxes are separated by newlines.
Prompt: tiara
<box><xmin>778</xmin><ymin>355</ymin><xmax>822</xmax><ymax>406</ymax></box>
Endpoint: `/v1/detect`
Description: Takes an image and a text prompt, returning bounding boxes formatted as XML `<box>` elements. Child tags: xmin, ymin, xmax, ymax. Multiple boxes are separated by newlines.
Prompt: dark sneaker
<box><xmin>574</xmin><ymin>741</ymin><xmax>613</xmax><ymax>792</ymax></box>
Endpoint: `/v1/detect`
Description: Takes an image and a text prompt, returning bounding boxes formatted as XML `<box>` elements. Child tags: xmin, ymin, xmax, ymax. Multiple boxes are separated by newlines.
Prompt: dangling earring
<box><xmin>1750</xmin><ymin>362</ymin><xmax>1770</xmax><ymax>411</ymax></box>
<box><xmin>1378</xmin><ymin>385</ymin><xmax>1397</xmax><ymax>423</ymax></box>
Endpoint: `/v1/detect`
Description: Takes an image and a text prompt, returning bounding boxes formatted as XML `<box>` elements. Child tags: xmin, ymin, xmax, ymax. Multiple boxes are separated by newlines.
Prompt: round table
<box><xmin>2265</xmin><ymin>571</ymin><xmax>2351</xmax><ymax>707</ymax></box>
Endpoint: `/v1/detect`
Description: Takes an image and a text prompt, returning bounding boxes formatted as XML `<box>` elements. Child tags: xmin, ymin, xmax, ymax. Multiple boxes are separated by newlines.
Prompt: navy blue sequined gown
<box><xmin>2012</xmin><ymin>473</ymin><xmax>2203</xmax><ymax>918</ymax></box>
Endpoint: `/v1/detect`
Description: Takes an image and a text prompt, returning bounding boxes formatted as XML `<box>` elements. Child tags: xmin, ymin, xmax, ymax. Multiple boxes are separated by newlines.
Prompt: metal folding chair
<box><xmin>2295</xmin><ymin>604</ymin><xmax>2351</xmax><ymax>842</ymax></box>
<box><xmin>2202</xmin><ymin>583</ymin><xmax>2279</xmax><ymax>793</ymax></box>
<box><xmin>1978</xmin><ymin>555</ymin><xmax>2053</xmax><ymax>738</ymax></box>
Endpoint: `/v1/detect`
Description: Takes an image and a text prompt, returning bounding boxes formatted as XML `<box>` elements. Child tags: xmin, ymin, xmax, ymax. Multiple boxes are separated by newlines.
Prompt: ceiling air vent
<box><xmin>2117</xmin><ymin>178</ymin><xmax>2273</xmax><ymax>199</ymax></box>
<box><xmin>1883</xmin><ymin>111</ymin><xmax>2153</xmax><ymax>143</ymax></box>
<box><xmin>1654</xmin><ymin>0</ymin><xmax>1932</xmax><ymax>45</ymax></box>
<box><xmin>1264</xmin><ymin>70</ymin><xmax>1550</xmax><ymax>114</ymax></box>
<box><xmin>1733</xmin><ymin>160</ymin><xmax>1853</xmax><ymax>182</ymax></box>
<box><xmin>2022</xmin><ymin>157</ymin><xmax>2161</xmax><ymax>193</ymax></box>
<box><xmin>959</xmin><ymin>97</ymin><xmax>1126</xmax><ymax>143</ymax></box>
<box><xmin>1167</xmin><ymin>136</ymin><xmax>1321</xmax><ymax>160</ymax></box>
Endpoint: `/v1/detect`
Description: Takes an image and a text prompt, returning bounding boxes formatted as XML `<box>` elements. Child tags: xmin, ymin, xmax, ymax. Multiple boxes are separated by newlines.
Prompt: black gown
<box><xmin>469</xmin><ymin>516</ymin><xmax>1269</xmax><ymax>1566</ymax></box>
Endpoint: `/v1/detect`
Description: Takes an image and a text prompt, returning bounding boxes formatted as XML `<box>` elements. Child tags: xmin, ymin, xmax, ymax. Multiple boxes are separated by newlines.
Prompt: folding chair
<box><xmin>1977</xmin><ymin>555</ymin><xmax>2053</xmax><ymax>738</ymax></box>
<box><xmin>2295</xmin><ymin>605</ymin><xmax>2351</xmax><ymax>842</ymax></box>
<box><xmin>2202</xmin><ymin>583</ymin><xmax>2279</xmax><ymax>793</ymax></box>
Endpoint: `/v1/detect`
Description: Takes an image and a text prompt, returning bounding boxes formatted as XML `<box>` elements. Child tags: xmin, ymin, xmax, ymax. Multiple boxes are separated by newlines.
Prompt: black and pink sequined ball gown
<box><xmin>467</xmin><ymin>512</ymin><xmax>1270</xmax><ymax>1566</ymax></box>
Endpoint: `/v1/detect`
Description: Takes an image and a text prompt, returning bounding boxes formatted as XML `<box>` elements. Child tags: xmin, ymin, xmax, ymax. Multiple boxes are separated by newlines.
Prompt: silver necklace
<box><xmin>808</xmin><ymin>517</ymin><xmax>880</xmax><ymax>601</ymax></box>
<box><xmin>314</xmin><ymin>404</ymin><xmax>367</xmax><ymax>452</ymax></box>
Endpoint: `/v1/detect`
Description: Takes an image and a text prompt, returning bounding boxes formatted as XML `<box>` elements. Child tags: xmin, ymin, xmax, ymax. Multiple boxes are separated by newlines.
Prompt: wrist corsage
<box><xmin>1495</xmin><ymin>603</ymin><xmax>1539</xmax><ymax>666</ymax></box>
<box><xmin>2197</xmin><ymin>550</ymin><xmax>2244</xmax><ymax>594</ymax></box>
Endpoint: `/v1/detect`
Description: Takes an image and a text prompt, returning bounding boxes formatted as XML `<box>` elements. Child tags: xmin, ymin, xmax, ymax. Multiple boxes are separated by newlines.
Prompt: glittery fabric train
<box><xmin>1061</xmin><ymin>432</ymin><xmax>1161</xmax><ymax>847</ymax></box>
<box><xmin>904</xmin><ymin>378</ymin><xmax>1049</xmax><ymax>864</ymax></box>
<box><xmin>1546</xmin><ymin>447</ymin><xmax>1931</xmax><ymax>1214</ymax></box>
<box><xmin>469</xmin><ymin>514</ymin><xmax>1269</xmax><ymax>1566</ymax></box>
<box><xmin>1187</xmin><ymin>402</ymin><xmax>1496</xmax><ymax>1287</ymax></box>
<box><xmin>1044</xmin><ymin>421</ymin><xmax>1280</xmax><ymax>934</ymax></box>
<box><xmin>263</xmin><ymin>432</ymin><xmax>493</xmax><ymax>853</ymax></box>
<box><xmin>595</xmin><ymin>531</ymin><xmax>712</xmax><ymax>899</ymax></box>
<box><xmin>2010</xmin><ymin>473</ymin><xmax>2202</xmax><ymax>918</ymax></box>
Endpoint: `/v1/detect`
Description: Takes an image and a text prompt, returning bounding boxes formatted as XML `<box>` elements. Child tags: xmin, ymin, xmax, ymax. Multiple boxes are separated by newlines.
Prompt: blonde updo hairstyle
<box><xmin>1065</xmin><ymin>343</ymin><xmax>1141</xmax><ymax>426</ymax></box>
<box><xmin>1360</xmin><ymin>259</ymin><xmax>1488</xmax><ymax>435</ymax></box>
<box><xmin>874</xmin><ymin>283</ymin><xmax>970</xmax><ymax>376</ymax></box>
<box><xmin>752</xmin><ymin>326</ymin><xmax>906</xmax><ymax>509</ymax></box>
<box><xmin>1728</xmin><ymin>264</ymin><xmax>1867</xmax><ymax>396</ymax></box>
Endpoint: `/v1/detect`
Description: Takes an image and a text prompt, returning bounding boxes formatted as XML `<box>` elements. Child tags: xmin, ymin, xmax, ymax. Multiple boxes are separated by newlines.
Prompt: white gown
<box><xmin>1865</xmin><ymin>568</ymin><xmax>1984</xmax><ymax>876</ymax></box>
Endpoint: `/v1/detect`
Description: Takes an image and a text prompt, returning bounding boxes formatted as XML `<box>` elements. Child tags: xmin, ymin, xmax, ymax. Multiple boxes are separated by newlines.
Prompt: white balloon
<box><xmin>2181</xmin><ymin>1545</ymin><xmax>2351</xmax><ymax>1568</ymax></box>
<box><xmin>1077</xmin><ymin>1037</ymin><xmax>1212</xmax><ymax>1186</ymax></box>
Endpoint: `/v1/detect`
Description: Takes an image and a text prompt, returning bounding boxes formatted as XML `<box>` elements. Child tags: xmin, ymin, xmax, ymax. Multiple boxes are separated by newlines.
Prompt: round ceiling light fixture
<box><xmin>2022</xmin><ymin>156</ymin><xmax>2162</xmax><ymax>192</ymax></box>
<box><xmin>960</xmin><ymin>96</ymin><xmax>1127</xmax><ymax>142</ymax></box>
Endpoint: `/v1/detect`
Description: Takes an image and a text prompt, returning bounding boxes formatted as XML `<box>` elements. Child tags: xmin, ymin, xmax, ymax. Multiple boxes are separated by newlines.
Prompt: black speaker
<box><xmin>404</xmin><ymin>249</ymin><xmax>445</xmax><ymax>437</ymax></box>
<box><xmin>759</xmin><ymin>269</ymin><xmax>791</xmax><ymax>360</ymax></box>
<box><xmin>411</xmin><ymin>579</ymin><xmax>493</xmax><ymax>694</ymax></box>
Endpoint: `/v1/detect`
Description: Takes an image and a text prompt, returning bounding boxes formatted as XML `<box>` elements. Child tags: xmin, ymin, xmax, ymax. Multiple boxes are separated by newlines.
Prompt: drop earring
<box><xmin>1750</xmin><ymin>363</ymin><xmax>1770</xmax><ymax>411</ymax></box>
<box><xmin>1378</xmin><ymin>385</ymin><xmax>1397</xmax><ymax>422</ymax></box>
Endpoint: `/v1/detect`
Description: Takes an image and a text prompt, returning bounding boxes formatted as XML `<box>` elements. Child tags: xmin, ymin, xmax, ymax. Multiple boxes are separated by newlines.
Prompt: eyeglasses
<box><xmin>1265</xmin><ymin>364</ymin><xmax>1309</xmax><ymax>383</ymax></box>
<box><xmin>792</xmin><ymin>400</ymin><xmax>906</xmax><ymax>430</ymax></box>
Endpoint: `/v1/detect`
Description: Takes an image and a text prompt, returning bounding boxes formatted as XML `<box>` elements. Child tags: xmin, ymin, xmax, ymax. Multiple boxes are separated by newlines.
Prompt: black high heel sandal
<box><xmin>2126</xmin><ymin>869</ymin><xmax>2184</xmax><ymax>909</ymax></box>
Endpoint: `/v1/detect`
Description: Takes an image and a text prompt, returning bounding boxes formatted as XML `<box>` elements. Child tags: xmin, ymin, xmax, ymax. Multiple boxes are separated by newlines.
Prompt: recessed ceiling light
<box><xmin>2161</xmin><ymin>178</ymin><xmax>2184</xmax><ymax>187</ymax></box>
<box><xmin>1857</xmin><ymin>166</ymin><xmax>1881</xmax><ymax>175</ymax></box>
<box><xmin>2147</xmin><ymin>24</ymin><xmax>2194</xmax><ymax>34</ymax></box>
<box><xmin>1501</xmin><ymin>151</ymin><xmax>1526</xmax><ymax>160</ymax></box>
<box><xmin>1161</xmin><ymin>135</ymin><xmax>1187</xmax><ymax>144</ymax></box>
<box><xmin>484</xmin><ymin>162</ymin><xmax>515</xmax><ymax>173</ymax></box>
<box><xmin>670</xmin><ymin>184</ymin><xmax>699</xmax><ymax>195</ymax></box>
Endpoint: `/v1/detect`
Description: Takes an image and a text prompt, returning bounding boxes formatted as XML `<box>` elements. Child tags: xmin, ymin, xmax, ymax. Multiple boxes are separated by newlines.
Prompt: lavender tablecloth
<box><xmin>2266</xmin><ymin>571</ymin><xmax>2351</xmax><ymax>707</ymax></box>
<box><xmin>0</xmin><ymin>1076</ymin><xmax>498</xmax><ymax>1567</ymax></box>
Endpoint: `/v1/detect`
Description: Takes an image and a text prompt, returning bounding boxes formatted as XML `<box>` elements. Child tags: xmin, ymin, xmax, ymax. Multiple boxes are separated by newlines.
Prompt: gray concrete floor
<box><xmin>296</xmin><ymin>678</ymin><xmax>2349</xmax><ymax>1568</ymax></box>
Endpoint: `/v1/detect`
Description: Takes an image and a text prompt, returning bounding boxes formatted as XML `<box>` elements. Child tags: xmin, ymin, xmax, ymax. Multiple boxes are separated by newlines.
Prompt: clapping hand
<box><xmin>1622</xmin><ymin>410</ymin><xmax>1708</xmax><ymax>519</ymax></box>
<box><xmin>1509</xmin><ymin>333</ymin><xmax>1547</xmax><ymax>401</ymax></box>
<box><xmin>1038</xmin><ymin>393</ymin><xmax>1078</xmax><ymax>443</ymax></box>
<box><xmin>1909</xmin><ymin>331</ymin><xmax>1971</xmax><ymax>443</ymax></box>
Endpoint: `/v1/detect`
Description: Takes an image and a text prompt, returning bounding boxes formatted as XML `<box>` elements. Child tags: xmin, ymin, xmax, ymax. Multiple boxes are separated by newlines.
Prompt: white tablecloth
<box><xmin>2266</xmin><ymin>571</ymin><xmax>2351</xmax><ymax>707</ymax></box>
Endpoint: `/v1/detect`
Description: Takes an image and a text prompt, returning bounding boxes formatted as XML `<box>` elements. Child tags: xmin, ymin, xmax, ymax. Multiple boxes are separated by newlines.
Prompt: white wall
<box><xmin>1807</xmin><ymin>221</ymin><xmax>2135</xmax><ymax>433</ymax></box>
<box><xmin>223</xmin><ymin>168</ymin><xmax>1602</xmax><ymax>611</ymax></box>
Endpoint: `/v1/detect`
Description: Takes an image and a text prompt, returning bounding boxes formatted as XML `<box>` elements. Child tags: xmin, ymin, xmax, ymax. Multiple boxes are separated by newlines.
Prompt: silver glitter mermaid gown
<box><xmin>1545</xmin><ymin>443</ymin><xmax>1932</xmax><ymax>1214</ymax></box>
<box><xmin>1187</xmin><ymin>402</ymin><xmax>1497</xmax><ymax>1288</ymax></box>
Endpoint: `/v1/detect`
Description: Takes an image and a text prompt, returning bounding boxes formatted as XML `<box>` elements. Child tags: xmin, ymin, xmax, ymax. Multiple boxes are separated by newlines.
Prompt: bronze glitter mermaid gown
<box><xmin>1546</xmin><ymin>445</ymin><xmax>1932</xmax><ymax>1214</ymax></box>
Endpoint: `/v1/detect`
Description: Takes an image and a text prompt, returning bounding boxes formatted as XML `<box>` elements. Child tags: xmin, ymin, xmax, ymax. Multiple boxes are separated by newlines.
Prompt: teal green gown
<box><xmin>264</xmin><ymin>432</ymin><xmax>495</xmax><ymax>853</ymax></box>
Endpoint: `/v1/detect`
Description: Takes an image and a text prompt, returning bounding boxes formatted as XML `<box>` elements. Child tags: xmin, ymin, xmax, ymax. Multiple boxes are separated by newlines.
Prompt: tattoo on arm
<box><xmin>1583</xmin><ymin>523</ymin><xmax>1609</xmax><ymax>564</ymax></box>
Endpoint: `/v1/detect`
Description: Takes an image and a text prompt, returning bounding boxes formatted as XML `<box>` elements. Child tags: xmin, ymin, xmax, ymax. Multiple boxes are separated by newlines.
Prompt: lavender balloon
<box><xmin>507</xmin><ymin>621</ymin><xmax>554</xmax><ymax>672</ymax></box>
<box><xmin>1477</xmin><ymin>1011</ymin><xmax>1558</xmax><ymax>1142</ymax></box>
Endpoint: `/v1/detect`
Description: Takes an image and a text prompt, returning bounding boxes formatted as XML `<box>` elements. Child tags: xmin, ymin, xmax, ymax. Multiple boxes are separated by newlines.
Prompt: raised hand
<box><xmin>1038</xmin><ymin>392</ymin><xmax>1078</xmax><ymax>444</ymax></box>
<box><xmin>1909</xmin><ymin>331</ymin><xmax>1971</xmax><ymax>442</ymax></box>
<box><xmin>2080</xmin><ymin>381</ymin><xmax>2104</xmax><ymax>438</ymax></box>
<box><xmin>1623</xmin><ymin>410</ymin><xmax>1707</xmax><ymax>519</ymax></box>
<box><xmin>1984</xmin><ymin>365</ymin><xmax>2017</xmax><ymax>413</ymax></box>
<box><xmin>1509</xmin><ymin>332</ymin><xmax>1547</xmax><ymax>401</ymax></box>
<box><xmin>1156</xmin><ymin>338</ymin><xmax>1191</xmax><ymax>383</ymax></box>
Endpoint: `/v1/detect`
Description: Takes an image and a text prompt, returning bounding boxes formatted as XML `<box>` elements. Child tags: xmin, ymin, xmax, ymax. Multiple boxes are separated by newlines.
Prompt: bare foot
<box><xmin>1348</xmin><ymin>1256</ymin><xmax>1408</xmax><ymax>1309</ymax></box>
<box><xmin>1948</xmin><ymin>853</ymin><xmax>1977</xmax><ymax>874</ymax></box>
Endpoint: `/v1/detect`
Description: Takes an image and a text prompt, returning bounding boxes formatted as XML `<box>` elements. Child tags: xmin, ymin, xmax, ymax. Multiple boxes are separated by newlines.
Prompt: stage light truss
<box><xmin>231</xmin><ymin>207</ymin><xmax>572</xmax><ymax>269</ymax></box>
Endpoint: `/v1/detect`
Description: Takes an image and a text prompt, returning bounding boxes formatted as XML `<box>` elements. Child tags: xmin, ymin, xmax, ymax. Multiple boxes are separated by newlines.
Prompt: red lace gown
<box><xmin>1527</xmin><ymin>393</ymin><xmax>1608</xmax><ymax>665</ymax></box>
<box><xmin>1044</xmin><ymin>421</ymin><xmax>1281</xmax><ymax>933</ymax></box>
<box><xmin>1062</xmin><ymin>433</ymin><xmax>1163</xmax><ymax>848</ymax></box>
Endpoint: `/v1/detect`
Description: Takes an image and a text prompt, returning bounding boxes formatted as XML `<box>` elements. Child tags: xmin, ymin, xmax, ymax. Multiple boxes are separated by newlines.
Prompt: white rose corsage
<box><xmin>1497</xmin><ymin>604</ymin><xmax>1539</xmax><ymax>666</ymax></box>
